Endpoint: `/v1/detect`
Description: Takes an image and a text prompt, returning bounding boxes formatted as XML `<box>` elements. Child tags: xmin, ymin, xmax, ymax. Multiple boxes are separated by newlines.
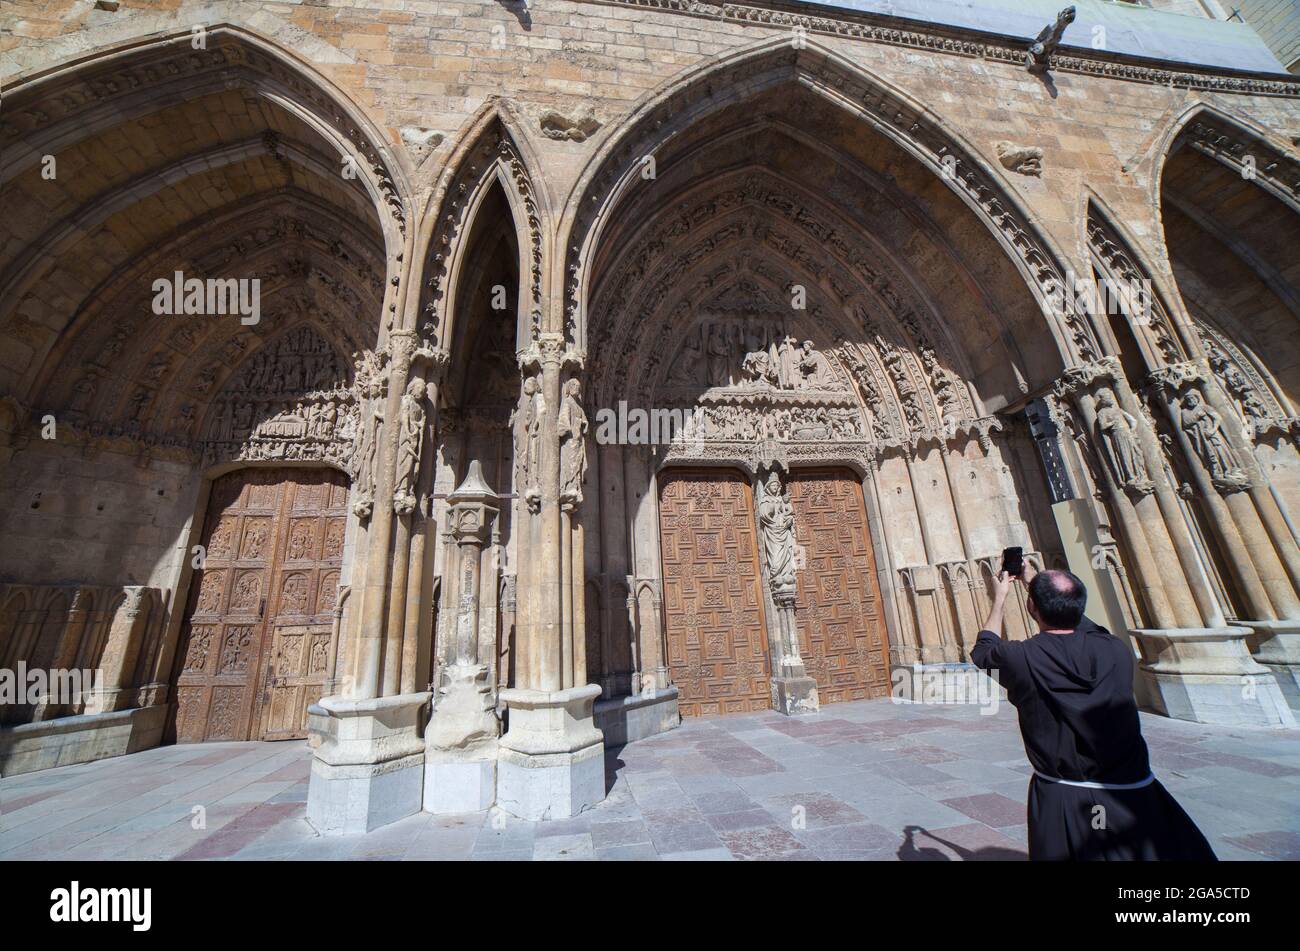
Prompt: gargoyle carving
<box><xmin>1027</xmin><ymin>7</ymin><xmax>1076</xmax><ymax>74</ymax></box>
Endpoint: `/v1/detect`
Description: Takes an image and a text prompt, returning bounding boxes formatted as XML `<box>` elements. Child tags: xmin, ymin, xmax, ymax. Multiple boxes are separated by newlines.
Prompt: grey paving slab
<box><xmin>3</xmin><ymin>698</ymin><xmax>1296</xmax><ymax>860</ymax></box>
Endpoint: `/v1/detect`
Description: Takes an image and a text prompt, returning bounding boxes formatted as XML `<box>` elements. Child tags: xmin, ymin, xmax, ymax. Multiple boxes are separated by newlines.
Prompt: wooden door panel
<box><xmin>659</xmin><ymin>469</ymin><xmax>770</xmax><ymax>717</ymax></box>
<box><xmin>256</xmin><ymin>473</ymin><xmax>347</xmax><ymax>740</ymax></box>
<box><xmin>788</xmin><ymin>469</ymin><xmax>891</xmax><ymax>703</ymax></box>
<box><xmin>172</xmin><ymin>468</ymin><xmax>346</xmax><ymax>743</ymax></box>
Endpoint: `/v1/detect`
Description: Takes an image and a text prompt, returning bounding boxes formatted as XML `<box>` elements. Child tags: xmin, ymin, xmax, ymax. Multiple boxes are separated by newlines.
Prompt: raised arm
<box><xmin>970</xmin><ymin>570</ymin><xmax>1016</xmax><ymax>671</ymax></box>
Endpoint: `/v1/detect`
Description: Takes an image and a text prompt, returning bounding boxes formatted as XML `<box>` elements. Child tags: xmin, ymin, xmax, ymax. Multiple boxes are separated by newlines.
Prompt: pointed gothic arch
<box><xmin>559</xmin><ymin>36</ymin><xmax>1102</xmax><ymax>377</ymax></box>
<box><xmin>416</xmin><ymin>102</ymin><xmax>552</xmax><ymax>357</ymax></box>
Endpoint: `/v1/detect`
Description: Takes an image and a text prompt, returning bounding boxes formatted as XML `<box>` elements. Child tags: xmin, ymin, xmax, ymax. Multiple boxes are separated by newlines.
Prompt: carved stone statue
<box><xmin>759</xmin><ymin>472</ymin><xmax>798</xmax><ymax>594</ymax></box>
<box><xmin>1179</xmin><ymin>389</ymin><xmax>1243</xmax><ymax>483</ymax></box>
<box><xmin>518</xmin><ymin>375</ymin><xmax>544</xmax><ymax>512</ymax></box>
<box><xmin>1093</xmin><ymin>388</ymin><xmax>1150</xmax><ymax>490</ymax></box>
<box><xmin>393</xmin><ymin>377</ymin><xmax>427</xmax><ymax>514</ymax></box>
<box><xmin>796</xmin><ymin>340</ymin><xmax>834</xmax><ymax>389</ymax></box>
<box><xmin>353</xmin><ymin>407</ymin><xmax>381</xmax><ymax>518</ymax></box>
<box><xmin>558</xmin><ymin>377</ymin><xmax>588</xmax><ymax>505</ymax></box>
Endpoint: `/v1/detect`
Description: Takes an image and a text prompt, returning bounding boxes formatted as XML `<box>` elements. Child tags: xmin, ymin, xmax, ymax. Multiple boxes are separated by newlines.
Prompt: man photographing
<box><xmin>972</xmin><ymin>562</ymin><xmax>1217</xmax><ymax>861</ymax></box>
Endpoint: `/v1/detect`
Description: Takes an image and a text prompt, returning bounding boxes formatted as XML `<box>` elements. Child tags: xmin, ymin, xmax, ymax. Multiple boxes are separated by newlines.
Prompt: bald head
<box><xmin>1027</xmin><ymin>569</ymin><xmax>1087</xmax><ymax>630</ymax></box>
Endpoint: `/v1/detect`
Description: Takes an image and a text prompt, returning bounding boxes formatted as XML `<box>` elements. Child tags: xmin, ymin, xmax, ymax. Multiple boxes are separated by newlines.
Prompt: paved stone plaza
<box><xmin>3</xmin><ymin>699</ymin><xmax>1297</xmax><ymax>861</ymax></box>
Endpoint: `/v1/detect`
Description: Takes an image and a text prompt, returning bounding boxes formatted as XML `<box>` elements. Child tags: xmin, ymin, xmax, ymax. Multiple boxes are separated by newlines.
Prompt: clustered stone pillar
<box><xmin>496</xmin><ymin>333</ymin><xmax>605</xmax><ymax>821</ymax></box>
<box><xmin>1149</xmin><ymin>361</ymin><xmax>1300</xmax><ymax>721</ymax></box>
<box><xmin>307</xmin><ymin>243</ymin><xmax>440</xmax><ymax>834</ymax></box>
<box><xmin>1053</xmin><ymin>356</ymin><xmax>1294</xmax><ymax>728</ymax></box>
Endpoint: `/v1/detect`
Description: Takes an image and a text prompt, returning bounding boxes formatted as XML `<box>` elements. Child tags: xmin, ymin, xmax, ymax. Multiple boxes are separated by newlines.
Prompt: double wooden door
<box><xmin>171</xmin><ymin>468</ymin><xmax>347</xmax><ymax>742</ymax></box>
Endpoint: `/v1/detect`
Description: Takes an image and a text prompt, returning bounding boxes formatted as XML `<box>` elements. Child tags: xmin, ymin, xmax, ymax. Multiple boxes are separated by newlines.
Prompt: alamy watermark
<box><xmin>594</xmin><ymin>401</ymin><xmax>706</xmax><ymax>448</ymax></box>
<box><xmin>151</xmin><ymin>270</ymin><xmax>260</xmax><ymax>325</ymax></box>
<box><xmin>0</xmin><ymin>663</ymin><xmax>101</xmax><ymax>707</ymax></box>
<box><xmin>891</xmin><ymin>664</ymin><xmax>1001</xmax><ymax>714</ymax></box>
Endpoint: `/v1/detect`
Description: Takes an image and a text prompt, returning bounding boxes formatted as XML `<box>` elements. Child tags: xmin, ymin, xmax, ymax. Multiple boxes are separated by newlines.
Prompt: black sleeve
<box><xmin>970</xmin><ymin>629</ymin><xmax>1019</xmax><ymax>672</ymax></box>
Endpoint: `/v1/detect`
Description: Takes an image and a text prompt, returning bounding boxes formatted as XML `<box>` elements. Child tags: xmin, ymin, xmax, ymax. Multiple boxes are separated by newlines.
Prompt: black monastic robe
<box><xmin>971</xmin><ymin>617</ymin><xmax>1217</xmax><ymax>861</ymax></box>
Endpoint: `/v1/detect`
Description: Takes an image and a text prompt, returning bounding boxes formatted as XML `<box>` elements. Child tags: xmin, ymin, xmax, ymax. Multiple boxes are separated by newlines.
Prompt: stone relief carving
<box><xmin>994</xmin><ymin>141</ymin><xmax>1044</xmax><ymax>176</ymax></box>
<box><xmin>758</xmin><ymin>471</ymin><xmax>798</xmax><ymax>596</ymax></box>
<box><xmin>1093</xmin><ymin>388</ymin><xmax>1153</xmax><ymax>495</ymax></box>
<box><xmin>393</xmin><ymin>377</ymin><xmax>427</xmax><ymax>515</ymax></box>
<box><xmin>558</xmin><ymin>378</ymin><xmax>589</xmax><ymax>506</ymax></box>
<box><xmin>202</xmin><ymin>326</ymin><xmax>358</xmax><ymax>471</ymax></box>
<box><xmin>665</xmin><ymin>319</ymin><xmax>845</xmax><ymax>393</ymax></box>
<box><xmin>399</xmin><ymin>126</ymin><xmax>445</xmax><ymax>166</ymax></box>
<box><xmin>539</xmin><ymin>109</ymin><xmax>602</xmax><ymax>142</ymax></box>
<box><xmin>1201</xmin><ymin>333</ymin><xmax>1293</xmax><ymax>442</ymax></box>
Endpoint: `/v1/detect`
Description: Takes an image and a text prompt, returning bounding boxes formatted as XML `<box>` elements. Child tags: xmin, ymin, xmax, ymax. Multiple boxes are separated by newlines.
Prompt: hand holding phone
<box><xmin>1001</xmin><ymin>546</ymin><xmax>1024</xmax><ymax>579</ymax></box>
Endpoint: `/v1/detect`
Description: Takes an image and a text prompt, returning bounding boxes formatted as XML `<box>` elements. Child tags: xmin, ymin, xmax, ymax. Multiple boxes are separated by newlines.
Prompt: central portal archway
<box><xmin>570</xmin><ymin>42</ymin><xmax>1071</xmax><ymax>711</ymax></box>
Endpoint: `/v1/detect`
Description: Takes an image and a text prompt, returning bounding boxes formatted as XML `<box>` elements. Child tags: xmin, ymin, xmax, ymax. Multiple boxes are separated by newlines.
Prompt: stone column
<box><xmin>424</xmin><ymin>460</ymin><xmax>500</xmax><ymax>814</ymax></box>
<box><xmin>307</xmin><ymin>245</ymin><xmax>431</xmax><ymax>835</ymax></box>
<box><xmin>497</xmin><ymin>337</ymin><xmax>605</xmax><ymax>820</ymax></box>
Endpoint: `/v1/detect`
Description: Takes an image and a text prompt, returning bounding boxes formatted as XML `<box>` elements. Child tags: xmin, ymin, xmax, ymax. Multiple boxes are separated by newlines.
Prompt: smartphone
<box><xmin>1001</xmin><ymin>546</ymin><xmax>1024</xmax><ymax>578</ymax></box>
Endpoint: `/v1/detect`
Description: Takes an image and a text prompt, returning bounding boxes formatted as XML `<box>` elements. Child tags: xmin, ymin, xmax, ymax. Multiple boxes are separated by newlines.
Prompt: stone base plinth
<box><xmin>0</xmin><ymin>704</ymin><xmax>166</xmax><ymax>777</ymax></box>
<box><xmin>424</xmin><ymin>757</ymin><xmax>496</xmax><ymax>814</ymax></box>
<box><xmin>594</xmin><ymin>686</ymin><xmax>680</xmax><ymax>746</ymax></box>
<box><xmin>1132</xmin><ymin>627</ymin><xmax>1296</xmax><ymax>729</ymax></box>
<box><xmin>1240</xmin><ymin>619</ymin><xmax>1300</xmax><ymax>716</ymax></box>
<box><xmin>305</xmin><ymin>691</ymin><xmax>430</xmax><ymax>835</ymax></box>
<box><xmin>496</xmin><ymin>684</ymin><xmax>605</xmax><ymax>821</ymax></box>
<box><xmin>771</xmin><ymin>675</ymin><xmax>819</xmax><ymax>715</ymax></box>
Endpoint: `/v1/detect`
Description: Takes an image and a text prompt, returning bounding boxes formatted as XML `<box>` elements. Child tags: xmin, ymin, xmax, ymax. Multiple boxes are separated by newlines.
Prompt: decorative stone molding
<box><xmin>1086</xmin><ymin>215</ymin><xmax>1185</xmax><ymax>364</ymax></box>
<box><xmin>569</xmin><ymin>46</ymin><xmax>1101</xmax><ymax>367</ymax></box>
<box><xmin>423</xmin><ymin>123</ymin><xmax>544</xmax><ymax>331</ymax></box>
<box><xmin>573</xmin><ymin>0</ymin><xmax>1300</xmax><ymax>97</ymax></box>
<box><xmin>1184</xmin><ymin>119</ymin><xmax>1300</xmax><ymax>214</ymax></box>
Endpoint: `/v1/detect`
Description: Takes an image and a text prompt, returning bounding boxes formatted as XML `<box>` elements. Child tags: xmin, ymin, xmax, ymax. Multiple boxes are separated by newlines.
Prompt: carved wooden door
<box><xmin>258</xmin><ymin>473</ymin><xmax>348</xmax><ymax>739</ymax></box>
<box><xmin>788</xmin><ymin>468</ymin><xmax>891</xmax><ymax>703</ymax></box>
<box><xmin>172</xmin><ymin>468</ymin><xmax>346</xmax><ymax>743</ymax></box>
<box><xmin>658</xmin><ymin>469</ymin><xmax>770</xmax><ymax>717</ymax></box>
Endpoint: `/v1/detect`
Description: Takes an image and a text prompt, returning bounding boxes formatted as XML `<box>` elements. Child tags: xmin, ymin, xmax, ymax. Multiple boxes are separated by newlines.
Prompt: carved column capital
<box><xmin>1052</xmin><ymin>355</ymin><xmax>1122</xmax><ymax>401</ymax></box>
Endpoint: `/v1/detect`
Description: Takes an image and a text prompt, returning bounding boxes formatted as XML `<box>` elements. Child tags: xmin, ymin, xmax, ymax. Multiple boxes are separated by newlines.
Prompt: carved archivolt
<box><xmin>0</xmin><ymin>29</ymin><xmax>409</xmax><ymax>233</ymax></box>
<box><xmin>1196</xmin><ymin>322</ymin><xmax>1297</xmax><ymax>443</ymax></box>
<box><xmin>1086</xmin><ymin>214</ymin><xmax>1185</xmax><ymax>365</ymax></box>
<box><xmin>566</xmin><ymin>41</ymin><xmax>1099</xmax><ymax>365</ymax></box>
<box><xmin>422</xmin><ymin>121</ymin><xmax>545</xmax><ymax>343</ymax></box>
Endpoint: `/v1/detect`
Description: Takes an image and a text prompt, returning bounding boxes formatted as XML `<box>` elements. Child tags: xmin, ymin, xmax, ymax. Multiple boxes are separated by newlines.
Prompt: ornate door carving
<box><xmin>172</xmin><ymin>468</ymin><xmax>347</xmax><ymax>742</ymax></box>
<box><xmin>658</xmin><ymin>469</ymin><xmax>770</xmax><ymax>717</ymax></box>
<box><xmin>788</xmin><ymin>468</ymin><xmax>891</xmax><ymax>703</ymax></box>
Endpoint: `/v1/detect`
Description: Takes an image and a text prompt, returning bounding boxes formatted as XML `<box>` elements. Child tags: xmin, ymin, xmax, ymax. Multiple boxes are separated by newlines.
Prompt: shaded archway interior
<box><xmin>1160</xmin><ymin>138</ymin><xmax>1300</xmax><ymax>520</ymax></box>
